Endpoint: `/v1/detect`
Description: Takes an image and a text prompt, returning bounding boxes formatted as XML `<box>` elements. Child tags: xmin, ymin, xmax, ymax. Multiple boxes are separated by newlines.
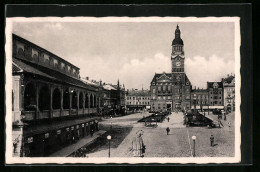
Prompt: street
<box><xmin>84</xmin><ymin>111</ymin><xmax>235</xmax><ymax>157</ymax></box>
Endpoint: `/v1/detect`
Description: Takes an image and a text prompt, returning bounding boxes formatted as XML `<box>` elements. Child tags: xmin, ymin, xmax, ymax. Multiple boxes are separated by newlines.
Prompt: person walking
<box><xmin>210</xmin><ymin>135</ymin><xmax>214</xmax><ymax>147</ymax></box>
<box><xmin>166</xmin><ymin>127</ymin><xmax>170</xmax><ymax>135</ymax></box>
<box><xmin>167</xmin><ymin>117</ymin><xmax>170</xmax><ymax>122</ymax></box>
<box><xmin>90</xmin><ymin>128</ymin><xmax>94</xmax><ymax>137</ymax></box>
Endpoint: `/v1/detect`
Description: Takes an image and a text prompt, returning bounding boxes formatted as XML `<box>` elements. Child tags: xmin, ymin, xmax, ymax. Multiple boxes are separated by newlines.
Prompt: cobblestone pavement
<box><xmin>86</xmin><ymin>111</ymin><xmax>235</xmax><ymax>157</ymax></box>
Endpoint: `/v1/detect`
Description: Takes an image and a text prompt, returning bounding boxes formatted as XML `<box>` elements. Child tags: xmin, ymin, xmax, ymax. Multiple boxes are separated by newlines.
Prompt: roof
<box><xmin>207</xmin><ymin>82</ymin><xmax>223</xmax><ymax>88</ymax></box>
<box><xmin>13</xmin><ymin>58</ymin><xmax>97</xmax><ymax>90</ymax></box>
<box><xmin>13</xmin><ymin>34</ymin><xmax>79</xmax><ymax>70</ymax></box>
<box><xmin>151</xmin><ymin>73</ymin><xmax>172</xmax><ymax>83</ymax></box>
<box><xmin>103</xmin><ymin>84</ymin><xmax>117</xmax><ymax>90</ymax></box>
<box><xmin>191</xmin><ymin>89</ymin><xmax>208</xmax><ymax>93</ymax></box>
<box><xmin>81</xmin><ymin>78</ymin><xmax>100</xmax><ymax>86</ymax></box>
<box><xmin>127</xmin><ymin>90</ymin><xmax>150</xmax><ymax>96</ymax></box>
<box><xmin>223</xmin><ymin>75</ymin><xmax>235</xmax><ymax>84</ymax></box>
<box><xmin>172</xmin><ymin>38</ymin><xmax>184</xmax><ymax>45</ymax></box>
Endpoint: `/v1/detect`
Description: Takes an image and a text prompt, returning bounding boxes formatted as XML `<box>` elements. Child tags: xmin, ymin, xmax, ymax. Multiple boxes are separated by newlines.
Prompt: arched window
<box><xmin>52</xmin><ymin>88</ymin><xmax>61</xmax><ymax>110</ymax></box>
<box><xmin>79</xmin><ymin>92</ymin><xmax>83</xmax><ymax>108</ymax></box>
<box><xmin>24</xmin><ymin>83</ymin><xmax>37</xmax><ymax>111</ymax></box>
<box><xmin>63</xmin><ymin>89</ymin><xmax>70</xmax><ymax>109</ymax></box>
<box><xmin>85</xmin><ymin>94</ymin><xmax>89</xmax><ymax>108</ymax></box>
<box><xmin>39</xmin><ymin>85</ymin><xmax>50</xmax><ymax>111</ymax></box>
<box><xmin>90</xmin><ymin>94</ymin><xmax>93</xmax><ymax>108</ymax></box>
<box><xmin>72</xmin><ymin>91</ymin><xmax>77</xmax><ymax>109</ymax></box>
<box><xmin>93</xmin><ymin>95</ymin><xmax>96</xmax><ymax>107</ymax></box>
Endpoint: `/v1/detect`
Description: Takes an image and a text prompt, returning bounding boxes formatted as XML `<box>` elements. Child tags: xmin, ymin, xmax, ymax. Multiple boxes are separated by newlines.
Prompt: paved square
<box><xmin>85</xmin><ymin>111</ymin><xmax>235</xmax><ymax>157</ymax></box>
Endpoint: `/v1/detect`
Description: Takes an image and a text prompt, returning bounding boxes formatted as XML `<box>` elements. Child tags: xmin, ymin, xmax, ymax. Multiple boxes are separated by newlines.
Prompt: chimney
<box><xmin>86</xmin><ymin>77</ymin><xmax>89</xmax><ymax>80</ymax></box>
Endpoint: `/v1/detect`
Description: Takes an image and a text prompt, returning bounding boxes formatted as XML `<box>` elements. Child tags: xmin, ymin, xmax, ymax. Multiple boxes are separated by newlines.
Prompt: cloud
<box><xmin>185</xmin><ymin>55</ymin><xmax>235</xmax><ymax>89</ymax></box>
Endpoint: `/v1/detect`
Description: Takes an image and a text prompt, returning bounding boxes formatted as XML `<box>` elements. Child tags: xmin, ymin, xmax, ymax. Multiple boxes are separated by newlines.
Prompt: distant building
<box><xmin>191</xmin><ymin>88</ymin><xmax>209</xmax><ymax>110</ymax></box>
<box><xmin>126</xmin><ymin>89</ymin><xmax>151</xmax><ymax>110</ymax></box>
<box><xmin>102</xmin><ymin>80</ymin><xmax>126</xmax><ymax>116</ymax></box>
<box><xmin>207</xmin><ymin>82</ymin><xmax>224</xmax><ymax>107</ymax></box>
<box><xmin>222</xmin><ymin>74</ymin><xmax>235</xmax><ymax>111</ymax></box>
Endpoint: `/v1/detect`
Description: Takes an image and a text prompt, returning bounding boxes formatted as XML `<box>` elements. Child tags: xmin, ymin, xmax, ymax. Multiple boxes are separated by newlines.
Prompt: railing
<box><xmin>39</xmin><ymin>110</ymin><xmax>50</xmax><ymax>119</ymax></box>
<box><xmin>78</xmin><ymin>109</ymin><xmax>84</xmax><ymax>115</ymax></box>
<box><xmin>71</xmin><ymin>109</ymin><xmax>77</xmax><ymax>115</ymax></box>
<box><xmin>23</xmin><ymin>111</ymin><xmax>36</xmax><ymax>121</ymax></box>
<box><xmin>52</xmin><ymin>109</ymin><xmax>60</xmax><ymax>118</ymax></box>
<box><xmin>61</xmin><ymin>109</ymin><xmax>70</xmax><ymax>117</ymax></box>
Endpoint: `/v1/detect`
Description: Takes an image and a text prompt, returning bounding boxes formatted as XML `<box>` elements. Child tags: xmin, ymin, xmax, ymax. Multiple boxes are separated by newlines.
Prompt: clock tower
<box><xmin>171</xmin><ymin>25</ymin><xmax>191</xmax><ymax>110</ymax></box>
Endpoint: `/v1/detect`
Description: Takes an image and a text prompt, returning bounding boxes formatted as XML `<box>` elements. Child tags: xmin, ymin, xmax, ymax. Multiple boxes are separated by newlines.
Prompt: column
<box><xmin>50</xmin><ymin>85</ymin><xmax>53</xmax><ymax>118</ymax></box>
<box><xmin>36</xmin><ymin>83</ymin><xmax>39</xmax><ymax>120</ymax></box>
<box><xmin>69</xmin><ymin>88</ymin><xmax>72</xmax><ymax>116</ymax></box>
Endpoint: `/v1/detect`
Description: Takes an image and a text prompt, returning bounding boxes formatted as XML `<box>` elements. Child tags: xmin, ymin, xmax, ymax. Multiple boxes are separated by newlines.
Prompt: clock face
<box><xmin>176</xmin><ymin>76</ymin><xmax>180</xmax><ymax>80</ymax></box>
<box><xmin>176</xmin><ymin>61</ymin><xmax>181</xmax><ymax>67</ymax></box>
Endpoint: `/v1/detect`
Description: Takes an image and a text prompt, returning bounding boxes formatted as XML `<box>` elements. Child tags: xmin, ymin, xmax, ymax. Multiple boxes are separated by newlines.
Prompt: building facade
<box><xmin>102</xmin><ymin>81</ymin><xmax>126</xmax><ymax>116</ymax></box>
<box><xmin>126</xmin><ymin>89</ymin><xmax>151</xmax><ymax>110</ymax></box>
<box><xmin>222</xmin><ymin>74</ymin><xmax>235</xmax><ymax>111</ymax></box>
<box><xmin>191</xmin><ymin>88</ymin><xmax>209</xmax><ymax>110</ymax></box>
<box><xmin>207</xmin><ymin>82</ymin><xmax>224</xmax><ymax>108</ymax></box>
<box><xmin>12</xmin><ymin>34</ymin><xmax>102</xmax><ymax>157</ymax></box>
<box><xmin>150</xmin><ymin>25</ymin><xmax>192</xmax><ymax>112</ymax></box>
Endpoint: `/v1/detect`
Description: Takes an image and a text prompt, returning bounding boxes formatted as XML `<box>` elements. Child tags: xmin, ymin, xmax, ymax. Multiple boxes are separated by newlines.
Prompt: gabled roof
<box><xmin>207</xmin><ymin>82</ymin><xmax>223</xmax><ymax>88</ymax></box>
<box><xmin>151</xmin><ymin>73</ymin><xmax>172</xmax><ymax>83</ymax></box>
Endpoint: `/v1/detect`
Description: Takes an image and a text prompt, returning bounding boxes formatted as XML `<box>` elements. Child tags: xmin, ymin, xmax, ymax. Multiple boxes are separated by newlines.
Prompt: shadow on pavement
<box><xmin>84</xmin><ymin>125</ymin><xmax>133</xmax><ymax>154</ymax></box>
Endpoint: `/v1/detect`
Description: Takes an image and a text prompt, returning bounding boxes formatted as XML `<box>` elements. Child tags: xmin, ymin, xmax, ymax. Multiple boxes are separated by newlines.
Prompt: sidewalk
<box><xmin>49</xmin><ymin>130</ymin><xmax>106</xmax><ymax>157</ymax></box>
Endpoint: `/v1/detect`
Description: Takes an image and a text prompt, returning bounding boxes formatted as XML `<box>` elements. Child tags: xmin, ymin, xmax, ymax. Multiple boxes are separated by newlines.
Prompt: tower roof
<box><xmin>172</xmin><ymin>25</ymin><xmax>184</xmax><ymax>46</ymax></box>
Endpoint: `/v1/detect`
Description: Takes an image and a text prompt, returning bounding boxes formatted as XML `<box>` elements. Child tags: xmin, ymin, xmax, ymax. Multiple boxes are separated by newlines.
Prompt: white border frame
<box><xmin>5</xmin><ymin>17</ymin><xmax>241</xmax><ymax>164</ymax></box>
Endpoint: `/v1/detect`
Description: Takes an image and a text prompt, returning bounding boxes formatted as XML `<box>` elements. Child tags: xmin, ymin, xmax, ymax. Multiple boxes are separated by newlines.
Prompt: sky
<box><xmin>12</xmin><ymin>20</ymin><xmax>235</xmax><ymax>89</ymax></box>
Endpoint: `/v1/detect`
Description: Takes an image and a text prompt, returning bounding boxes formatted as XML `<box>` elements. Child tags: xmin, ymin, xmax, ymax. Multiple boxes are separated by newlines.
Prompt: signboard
<box><xmin>27</xmin><ymin>137</ymin><xmax>33</xmax><ymax>143</ymax></box>
<box><xmin>66</xmin><ymin>128</ymin><xmax>70</xmax><ymax>131</ymax></box>
<box><xmin>76</xmin><ymin>125</ymin><xmax>79</xmax><ymax>129</ymax></box>
<box><xmin>82</xmin><ymin>124</ymin><xmax>85</xmax><ymax>127</ymax></box>
<box><xmin>57</xmin><ymin>130</ymin><xmax>61</xmax><ymax>135</ymax></box>
<box><xmin>86</xmin><ymin>123</ymin><xmax>88</xmax><ymax>126</ymax></box>
<box><xmin>71</xmin><ymin>126</ymin><xmax>74</xmax><ymax>130</ymax></box>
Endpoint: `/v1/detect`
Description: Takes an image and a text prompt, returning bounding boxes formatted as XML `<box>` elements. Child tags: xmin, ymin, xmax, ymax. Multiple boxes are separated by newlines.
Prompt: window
<box><xmin>219</xmin><ymin>101</ymin><xmax>221</xmax><ymax>104</ymax></box>
<box><xmin>148</xmin><ymin>102</ymin><xmax>149</xmax><ymax>104</ymax></box>
<box><xmin>133</xmin><ymin>97</ymin><xmax>135</xmax><ymax>100</ymax></box>
<box><xmin>219</xmin><ymin>97</ymin><xmax>221</xmax><ymax>99</ymax></box>
<box><xmin>163</xmin><ymin>86</ymin><xmax>166</xmax><ymax>91</ymax></box>
<box><xmin>158</xmin><ymin>86</ymin><xmax>161</xmax><ymax>91</ymax></box>
<box><xmin>168</xmin><ymin>96</ymin><xmax>171</xmax><ymax>99</ymax></box>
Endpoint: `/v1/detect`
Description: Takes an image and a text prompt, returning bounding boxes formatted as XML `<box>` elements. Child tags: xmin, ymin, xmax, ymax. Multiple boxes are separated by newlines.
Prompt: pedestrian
<box><xmin>228</xmin><ymin>122</ymin><xmax>231</xmax><ymax>131</ymax></box>
<box><xmin>210</xmin><ymin>135</ymin><xmax>214</xmax><ymax>147</ymax></box>
<box><xmin>90</xmin><ymin>128</ymin><xmax>94</xmax><ymax>137</ymax></box>
<box><xmin>218</xmin><ymin>119</ymin><xmax>224</xmax><ymax>128</ymax></box>
<box><xmin>167</xmin><ymin>117</ymin><xmax>170</xmax><ymax>122</ymax></box>
<box><xmin>224</xmin><ymin>112</ymin><xmax>226</xmax><ymax>121</ymax></box>
<box><xmin>166</xmin><ymin>127</ymin><xmax>170</xmax><ymax>135</ymax></box>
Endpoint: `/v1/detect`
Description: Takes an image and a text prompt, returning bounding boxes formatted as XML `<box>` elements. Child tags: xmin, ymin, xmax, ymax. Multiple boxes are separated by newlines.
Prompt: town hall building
<box><xmin>150</xmin><ymin>25</ymin><xmax>192</xmax><ymax>111</ymax></box>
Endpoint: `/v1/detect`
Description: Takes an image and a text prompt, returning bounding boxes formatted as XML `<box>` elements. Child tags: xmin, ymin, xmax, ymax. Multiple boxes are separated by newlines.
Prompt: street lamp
<box><xmin>107</xmin><ymin>135</ymin><xmax>112</xmax><ymax>158</ymax></box>
<box><xmin>192</xmin><ymin>135</ymin><xmax>196</xmax><ymax>157</ymax></box>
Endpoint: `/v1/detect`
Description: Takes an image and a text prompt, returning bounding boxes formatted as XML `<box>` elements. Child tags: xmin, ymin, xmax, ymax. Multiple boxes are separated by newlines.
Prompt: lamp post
<box><xmin>16</xmin><ymin>120</ymin><xmax>28</xmax><ymax>157</ymax></box>
<box><xmin>192</xmin><ymin>135</ymin><xmax>196</xmax><ymax>157</ymax></box>
<box><xmin>107</xmin><ymin>135</ymin><xmax>111</xmax><ymax>158</ymax></box>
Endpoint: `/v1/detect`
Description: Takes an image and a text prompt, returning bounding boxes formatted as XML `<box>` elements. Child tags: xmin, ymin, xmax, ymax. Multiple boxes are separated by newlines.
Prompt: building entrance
<box><xmin>167</xmin><ymin>104</ymin><xmax>172</xmax><ymax>111</ymax></box>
